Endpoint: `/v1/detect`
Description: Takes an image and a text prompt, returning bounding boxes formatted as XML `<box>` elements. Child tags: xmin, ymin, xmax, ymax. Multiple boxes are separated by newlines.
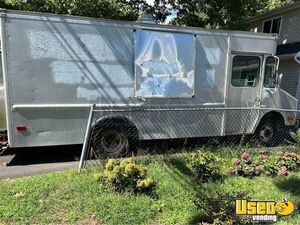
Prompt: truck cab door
<box><xmin>260</xmin><ymin>56</ymin><xmax>298</xmax><ymax>122</ymax></box>
<box><xmin>225</xmin><ymin>54</ymin><xmax>262</xmax><ymax>134</ymax></box>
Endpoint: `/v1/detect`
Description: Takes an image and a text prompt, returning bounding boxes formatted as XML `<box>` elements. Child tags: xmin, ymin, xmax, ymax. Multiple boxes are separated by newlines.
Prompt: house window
<box><xmin>263</xmin><ymin>17</ymin><xmax>282</xmax><ymax>34</ymax></box>
<box><xmin>231</xmin><ymin>56</ymin><xmax>261</xmax><ymax>87</ymax></box>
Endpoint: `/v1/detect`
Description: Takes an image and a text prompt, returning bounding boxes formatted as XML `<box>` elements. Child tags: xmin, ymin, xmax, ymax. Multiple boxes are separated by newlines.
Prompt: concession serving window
<box><xmin>134</xmin><ymin>30</ymin><xmax>196</xmax><ymax>98</ymax></box>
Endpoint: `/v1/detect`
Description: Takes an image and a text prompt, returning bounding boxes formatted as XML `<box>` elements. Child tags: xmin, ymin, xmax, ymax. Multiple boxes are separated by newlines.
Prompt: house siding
<box><xmin>278</xmin><ymin>9</ymin><xmax>300</xmax><ymax>44</ymax></box>
<box><xmin>249</xmin><ymin>5</ymin><xmax>300</xmax><ymax>117</ymax></box>
<box><xmin>279</xmin><ymin>58</ymin><xmax>300</xmax><ymax>119</ymax></box>
<box><xmin>249</xmin><ymin>7</ymin><xmax>300</xmax><ymax>45</ymax></box>
<box><xmin>279</xmin><ymin>59</ymin><xmax>299</xmax><ymax>97</ymax></box>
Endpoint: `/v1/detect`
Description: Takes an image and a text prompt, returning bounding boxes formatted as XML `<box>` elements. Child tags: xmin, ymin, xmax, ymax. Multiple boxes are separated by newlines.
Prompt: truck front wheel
<box><xmin>257</xmin><ymin>122</ymin><xmax>275</xmax><ymax>145</ymax></box>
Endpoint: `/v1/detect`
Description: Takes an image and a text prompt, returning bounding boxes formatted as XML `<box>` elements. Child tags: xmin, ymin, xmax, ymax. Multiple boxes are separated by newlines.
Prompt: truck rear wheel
<box><xmin>91</xmin><ymin>125</ymin><xmax>130</xmax><ymax>158</ymax></box>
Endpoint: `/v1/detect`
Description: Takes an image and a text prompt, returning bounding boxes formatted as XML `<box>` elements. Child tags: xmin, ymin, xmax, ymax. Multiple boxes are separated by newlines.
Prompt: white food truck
<box><xmin>0</xmin><ymin>9</ymin><xmax>297</xmax><ymax>152</ymax></box>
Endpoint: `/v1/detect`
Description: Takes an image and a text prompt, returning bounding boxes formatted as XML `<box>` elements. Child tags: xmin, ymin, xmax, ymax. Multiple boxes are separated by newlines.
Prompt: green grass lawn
<box><xmin>1</xmin><ymin>148</ymin><xmax>300</xmax><ymax>225</ymax></box>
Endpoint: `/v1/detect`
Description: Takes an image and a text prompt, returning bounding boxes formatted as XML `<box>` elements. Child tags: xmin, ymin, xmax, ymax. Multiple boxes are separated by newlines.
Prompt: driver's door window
<box><xmin>264</xmin><ymin>56</ymin><xmax>277</xmax><ymax>88</ymax></box>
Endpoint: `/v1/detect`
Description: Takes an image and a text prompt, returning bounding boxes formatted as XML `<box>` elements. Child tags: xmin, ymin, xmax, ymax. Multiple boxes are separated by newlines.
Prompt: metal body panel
<box><xmin>0</xmin><ymin>52</ymin><xmax>6</xmax><ymax>129</ymax></box>
<box><xmin>7</xmin><ymin>18</ymin><xmax>134</xmax><ymax>105</ymax></box>
<box><xmin>92</xmin><ymin>106</ymin><xmax>225</xmax><ymax>140</ymax></box>
<box><xmin>12</xmin><ymin>108</ymin><xmax>90</xmax><ymax>146</ymax></box>
<box><xmin>0</xmin><ymin>12</ymin><xmax>11</xmax><ymax>143</ymax></box>
<box><xmin>260</xmin><ymin>88</ymin><xmax>298</xmax><ymax>125</ymax></box>
<box><xmin>3</xmin><ymin>13</ymin><xmax>135</xmax><ymax>147</ymax></box>
<box><xmin>196</xmin><ymin>34</ymin><xmax>228</xmax><ymax>104</ymax></box>
<box><xmin>0</xmin><ymin>9</ymin><xmax>296</xmax><ymax>148</ymax></box>
<box><xmin>231</xmin><ymin>36</ymin><xmax>277</xmax><ymax>54</ymax></box>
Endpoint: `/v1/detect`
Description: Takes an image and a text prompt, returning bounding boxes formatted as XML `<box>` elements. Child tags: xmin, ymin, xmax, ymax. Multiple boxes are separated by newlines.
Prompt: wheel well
<box><xmin>259</xmin><ymin>111</ymin><xmax>285</xmax><ymax>128</ymax></box>
<box><xmin>92</xmin><ymin>116</ymin><xmax>139</xmax><ymax>140</ymax></box>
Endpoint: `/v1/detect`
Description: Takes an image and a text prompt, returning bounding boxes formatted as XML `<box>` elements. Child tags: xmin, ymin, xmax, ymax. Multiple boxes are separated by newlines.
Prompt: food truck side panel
<box><xmin>0</xmin><ymin>10</ymin><xmax>282</xmax><ymax>148</ymax></box>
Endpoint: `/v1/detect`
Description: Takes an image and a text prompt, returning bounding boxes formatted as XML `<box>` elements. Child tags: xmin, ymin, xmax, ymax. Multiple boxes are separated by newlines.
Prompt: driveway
<box><xmin>0</xmin><ymin>145</ymin><xmax>81</xmax><ymax>179</ymax></box>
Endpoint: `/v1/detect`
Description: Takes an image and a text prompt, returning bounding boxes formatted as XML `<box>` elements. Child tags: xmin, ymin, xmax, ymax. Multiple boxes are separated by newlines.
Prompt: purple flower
<box><xmin>277</xmin><ymin>166</ymin><xmax>289</xmax><ymax>176</ymax></box>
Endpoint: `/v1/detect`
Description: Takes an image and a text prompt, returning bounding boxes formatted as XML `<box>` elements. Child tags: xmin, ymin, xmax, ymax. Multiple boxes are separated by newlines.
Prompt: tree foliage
<box><xmin>168</xmin><ymin>0</ymin><xmax>295</xmax><ymax>29</ymax></box>
<box><xmin>0</xmin><ymin>0</ymin><xmax>169</xmax><ymax>22</ymax></box>
<box><xmin>0</xmin><ymin>0</ymin><xmax>296</xmax><ymax>29</ymax></box>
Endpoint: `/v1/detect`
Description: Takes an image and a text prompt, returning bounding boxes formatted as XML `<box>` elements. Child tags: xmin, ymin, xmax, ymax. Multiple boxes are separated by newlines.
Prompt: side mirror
<box><xmin>295</xmin><ymin>51</ymin><xmax>300</xmax><ymax>64</ymax></box>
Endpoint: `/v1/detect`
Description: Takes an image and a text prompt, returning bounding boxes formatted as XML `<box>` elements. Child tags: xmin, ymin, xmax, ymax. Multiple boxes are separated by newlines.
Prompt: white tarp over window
<box><xmin>134</xmin><ymin>30</ymin><xmax>195</xmax><ymax>98</ymax></box>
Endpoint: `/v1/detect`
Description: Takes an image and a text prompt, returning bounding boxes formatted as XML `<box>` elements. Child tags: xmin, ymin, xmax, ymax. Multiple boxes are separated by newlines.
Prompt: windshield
<box><xmin>264</xmin><ymin>56</ymin><xmax>278</xmax><ymax>88</ymax></box>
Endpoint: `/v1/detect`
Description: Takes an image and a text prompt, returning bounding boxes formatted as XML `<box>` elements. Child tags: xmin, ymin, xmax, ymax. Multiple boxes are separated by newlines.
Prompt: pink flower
<box><xmin>277</xmin><ymin>166</ymin><xmax>289</xmax><ymax>176</ymax></box>
<box><xmin>255</xmin><ymin>166</ymin><xmax>264</xmax><ymax>175</ymax></box>
<box><xmin>283</xmin><ymin>152</ymin><xmax>297</xmax><ymax>158</ymax></box>
<box><xmin>289</xmin><ymin>152</ymin><xmax>297</xmax><ymax>158</ymax></box>
<box><xmin>260</xmin><ymin>154</ymin><xmax>268</xmax><ymax>160</ymax></box>
<box><xmin>229</xmin><ymin>168</ymin><xmax>236</xmax><ymax>175</ymax></box>
<box><xmin>236</xmin><ymin>165</ymin><xmax>242</xmax><ymax>172</ymax></box>
<box><xmin>276</xmin><ymin>151</ymin><xmax>284</xmax><ymax>157</ymax></box>
<box><xmin>233</xmin><ymin>158</ymin><xmax>241</xmax><ymax>166</ymax></box>
<box><xmin>241</xmin><ymin>152</ymin><xmax>251</xmax><ymax>161</ymax></box>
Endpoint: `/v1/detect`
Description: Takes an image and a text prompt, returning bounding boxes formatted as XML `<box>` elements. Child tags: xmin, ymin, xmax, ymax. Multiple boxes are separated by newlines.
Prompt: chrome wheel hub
<box><xmin>258</xmin><ymin>125</ymin><xmax>274</xmax><ymax>142</ymax></box>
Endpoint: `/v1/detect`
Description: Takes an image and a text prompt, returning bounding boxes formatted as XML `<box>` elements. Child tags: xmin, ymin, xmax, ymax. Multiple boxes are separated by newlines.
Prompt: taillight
<box><xmin>16</xmin><ymin>125</ymin><xmax>28</xmax><ymax>132</ymax></box>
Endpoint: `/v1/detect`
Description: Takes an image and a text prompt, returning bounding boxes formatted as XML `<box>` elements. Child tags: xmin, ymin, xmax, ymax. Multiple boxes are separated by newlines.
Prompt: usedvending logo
<box><xmin>235</xmin><ymin>198</ymin><xmax>295</xmax><ymax>222</ymax></box>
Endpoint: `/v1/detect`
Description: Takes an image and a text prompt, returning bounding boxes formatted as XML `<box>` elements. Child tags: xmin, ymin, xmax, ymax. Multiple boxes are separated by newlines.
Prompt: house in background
<box><xmin>248</xmin><ymin>1</ymin><xmax>300</xmax><ymax>112</ymax></box>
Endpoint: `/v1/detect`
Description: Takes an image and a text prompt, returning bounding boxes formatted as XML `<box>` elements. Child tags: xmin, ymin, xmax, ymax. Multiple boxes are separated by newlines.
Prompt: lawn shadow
<box><xmin>163</xmin><ymin>156</ymin><xmax>200</xmax><ymax>193</ymax></box>
<box><xmin>163</xmin><ymin>155</ymin><xmax>225</xmax><ymax>191</ymax></box>
<box><xmin>273</xmin><ymin>174</ymin><xmax>300</xmax><ymax>196</ymax></box>
<box><xmin>135</xmin><ymin>135</ymin><xmax>245</xmax><ymax>157</ymax></box>
<box><xmin>273</xmin><ymin>174</ymin><xmax>300</xmax><ymax>224</ymax></box>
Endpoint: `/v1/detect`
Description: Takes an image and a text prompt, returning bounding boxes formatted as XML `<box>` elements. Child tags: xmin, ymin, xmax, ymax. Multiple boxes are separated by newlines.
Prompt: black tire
<box><xmin>256</xmin><ymin>120</ymin><xmax>276</xmax><ymax>146</ymax></box>
<box><xmin>91</xmin><ymin>124</ymin><xmax>131</xmax><ymax>158</ymax></box>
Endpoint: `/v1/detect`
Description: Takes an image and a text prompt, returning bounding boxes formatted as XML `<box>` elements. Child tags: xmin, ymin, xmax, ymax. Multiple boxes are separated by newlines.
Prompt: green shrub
<box><xmin>94</xmin><ymin>158</ymin><xmax>155</xmax><ymax>194</ymax></box>
<box><xmin>229</xmin><ymin>151</ymin><xmax>300</xmax><ymax>177</ymax></box>
<box><xmin>291</xmin><ymin>129</ymin><xmax>300</xmax><ymax>147</ymax></box>
<box><xmin>190</xmin><ymin>150</ymin><xmax>222</xmax><ymax>182</ymax></box>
